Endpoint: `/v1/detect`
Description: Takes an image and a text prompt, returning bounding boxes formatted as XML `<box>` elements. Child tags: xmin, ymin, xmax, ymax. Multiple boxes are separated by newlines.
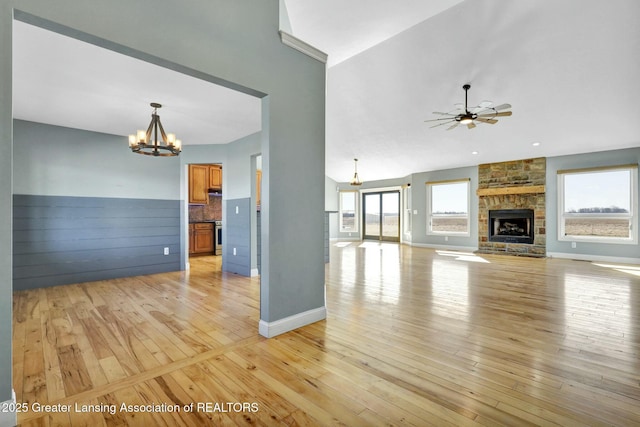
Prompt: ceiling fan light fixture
<box><xmin>128</xmin><ymin>103</ymin><xmax>182</xmax><ymax>157</ymax></box>
<box><xmin>425</xmin><ymin>84</ymin><xmax>511</xmax><ymax>130</ymax></box>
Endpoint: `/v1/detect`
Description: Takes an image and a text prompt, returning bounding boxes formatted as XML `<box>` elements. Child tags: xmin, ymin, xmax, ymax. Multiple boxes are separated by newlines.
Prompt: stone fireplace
<box><xmin>477</xmin><ymin>158</ymin><xmax>546</xmax><ymax>257</ymax></box>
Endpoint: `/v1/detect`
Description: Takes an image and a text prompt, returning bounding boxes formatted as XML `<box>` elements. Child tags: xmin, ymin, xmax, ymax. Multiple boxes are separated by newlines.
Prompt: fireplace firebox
<box><xmin>488</xmin><ymin>209</ymin><xmax>534</xmax><ymax>244</ymax></box>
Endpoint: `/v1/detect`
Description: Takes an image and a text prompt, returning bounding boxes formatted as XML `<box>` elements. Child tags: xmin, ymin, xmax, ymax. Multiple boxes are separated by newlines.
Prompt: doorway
<box><xmin>363</xmin><ymin>191</ymin><xmax>400</xmax><ymax>241</ymax></box>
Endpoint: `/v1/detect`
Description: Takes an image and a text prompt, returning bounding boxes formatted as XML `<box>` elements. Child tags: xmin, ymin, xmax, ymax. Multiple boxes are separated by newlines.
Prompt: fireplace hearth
<box><xmin>489</xmin><ymin>209</ymin><xmax>534</xmax><ymax>244</ymax></box>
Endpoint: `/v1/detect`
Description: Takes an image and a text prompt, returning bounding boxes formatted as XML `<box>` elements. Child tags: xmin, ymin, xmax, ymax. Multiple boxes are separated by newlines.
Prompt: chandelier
<box><xmin>128</xmin><ymin>103</ymin><xmax>182</xmax><ymax>156</ymax></box>
<box><xmin>350</xmin><ymin>158</ymin><xmax>362</xmax><ymax>186</ymax></box>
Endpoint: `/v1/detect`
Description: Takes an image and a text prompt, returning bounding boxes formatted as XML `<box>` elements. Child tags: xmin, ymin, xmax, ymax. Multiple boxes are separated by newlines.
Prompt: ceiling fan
<box><xmin>425</xmin><ymin>84</ymin><xmax>512</xmax><ymax>130</ymax></box>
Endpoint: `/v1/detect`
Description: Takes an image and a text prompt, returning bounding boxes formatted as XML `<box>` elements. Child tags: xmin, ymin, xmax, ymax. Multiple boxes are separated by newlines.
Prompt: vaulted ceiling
<box><xmin>12</xmin><ymin>1</ymin><xmax>640</xmax><ymax>183</ymax></box>
<box><xmin>288</xmin><ymin>0</ymin><xmax>640</xmax><ymax>182</ymax></box>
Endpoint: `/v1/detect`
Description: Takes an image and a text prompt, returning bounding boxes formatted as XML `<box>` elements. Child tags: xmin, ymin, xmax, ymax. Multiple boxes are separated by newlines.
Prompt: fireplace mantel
<box><xmin>476</xmin><ymin>185</ymin><xmax>545</xmax><ymax>197</ymax></box>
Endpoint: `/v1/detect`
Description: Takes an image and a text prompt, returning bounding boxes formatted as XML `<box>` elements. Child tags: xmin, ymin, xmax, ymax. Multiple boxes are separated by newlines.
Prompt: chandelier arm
<box><xmin>145</xmin><ymin>116</ymin><xmax>155</xmax><ymax>144</ymax></box>
<box><xmin>157</xmin><ymin>118</ymin><xmax>169</xmax><ymax>145</ymax></box>
<box><xmin>153</xmin><ymin>113</ymin><xmax>161</xmax><ymax>156</ymax></box>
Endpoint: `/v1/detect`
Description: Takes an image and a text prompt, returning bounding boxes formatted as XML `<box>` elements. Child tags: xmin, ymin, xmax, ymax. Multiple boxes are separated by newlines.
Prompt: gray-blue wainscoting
<box><xmin>13</xmin><ymin>194</ymin><xmax>180</xmax><ymax>290</ymax></box>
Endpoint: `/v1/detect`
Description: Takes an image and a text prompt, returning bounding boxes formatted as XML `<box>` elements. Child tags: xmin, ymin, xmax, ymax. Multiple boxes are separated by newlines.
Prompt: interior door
<box><xmin>363</xmin><ymin>191</ymin><xmax>400</xmax><ymax>242</ymax></box>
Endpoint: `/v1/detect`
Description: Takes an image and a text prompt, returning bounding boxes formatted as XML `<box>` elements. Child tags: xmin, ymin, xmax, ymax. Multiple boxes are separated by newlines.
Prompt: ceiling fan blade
<box><xmin>473</xmin><ymin>108</ymin><xmax>491</xmax><ymax>115</ymax></box>
<box><xmin>476</xmin><ymin>118</ymin><xmax>498</xmax><ymax>124</ymax></box>
<box><xmin>471</xmin><ymin>101</ymin><xmax>492</xmax><ymax>113</ymax></box>
<box><xmin>453</xmin><ymin>103</ymin><xmax>464</xmax><ymax>110</ymax></box>
<box><xmin>432</xmin><ymin>111</ymin><xmax>456</xmax><ymax>116</ymax></box>
<box><xmin>425</xmin><ymin>116</ymin><xmax>457</xmax><ymax>122</ymax></box>
<box><xmin>430</xmin><ymin>120</ymin><xmax>456</xmax><ymax>128</ymax></box>
<box><xmin>477</xmin><ymin>111</ymin><xmax>512</xmax><ymax>118</ymax></box>
<box><xmin>491</xmin><ymin>103</ymin><xmax>511</xmax><ymax>111</ymax></box>
<box><xmin>446</xmin><ymin>123</ymin><xmax>459</xmax><ymax>131</ymax></box>
<box><xmin>467</xmin><ymin>122</ymin><xmax>476</xmax><ymax>129</ymax></box>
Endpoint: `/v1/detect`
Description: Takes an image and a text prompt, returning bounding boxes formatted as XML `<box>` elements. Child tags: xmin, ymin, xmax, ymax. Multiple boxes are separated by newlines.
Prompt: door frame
<box><xmin>362</xmin><ymin>189</ymin><xmax>401</xmax><ymax>242</ymax></box>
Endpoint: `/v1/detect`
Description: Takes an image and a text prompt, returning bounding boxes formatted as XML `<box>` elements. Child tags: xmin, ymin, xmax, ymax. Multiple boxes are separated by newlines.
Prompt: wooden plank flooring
<box><xmin>12</xmin><ymin>244</ymin><xmax>640</xmax><ymax>426</ymax></box>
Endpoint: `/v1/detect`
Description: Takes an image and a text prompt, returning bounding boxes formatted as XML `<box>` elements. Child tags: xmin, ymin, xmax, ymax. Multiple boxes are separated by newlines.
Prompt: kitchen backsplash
<box><xmin>189</xmin><ymin>195</ymin><xmax>222</xmax><ymax>222</ymax></box>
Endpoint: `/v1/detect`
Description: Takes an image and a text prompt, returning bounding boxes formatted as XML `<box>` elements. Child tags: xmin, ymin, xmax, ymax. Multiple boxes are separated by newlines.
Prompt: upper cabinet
<box><xmin>189</xmin><ymin>164</ymin><xmax>209</xmax><ymax>204</ymax></box>
<box><xmin>189</xmin><ymin>164</ymin><xmax>222</xmax><ymax>204</ymax></box>
<box><xmin>209</xmin><ymin>165</ymin><xmax>222</xmax><ymax>191</ymax></box>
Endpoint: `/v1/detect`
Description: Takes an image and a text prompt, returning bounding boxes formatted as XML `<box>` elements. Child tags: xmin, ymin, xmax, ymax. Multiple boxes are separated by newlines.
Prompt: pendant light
<box><xmin>350</xmin><ymin>158</ymin><xmax>362</xmax><ymax>186</ymax></box>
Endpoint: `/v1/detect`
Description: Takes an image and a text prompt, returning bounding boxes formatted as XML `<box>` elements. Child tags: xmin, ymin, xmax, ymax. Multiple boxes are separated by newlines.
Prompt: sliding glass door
<box><xmin>363</xmin><ymin>191</ymin><xmax>400</xmax><ymax>242</ymax></box>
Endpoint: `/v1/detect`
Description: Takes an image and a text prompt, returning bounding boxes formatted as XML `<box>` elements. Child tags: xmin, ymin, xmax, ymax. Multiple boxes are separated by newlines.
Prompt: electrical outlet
<box><xmin>571</xmin><ymin>242</ymin><xmax>577</xmax><ymax>249</ymax></box>
<box><xmin>444</xmin><ymin>236</ymin><xmax>449</xmax><ymax>242</ymax></box>
<box><xmin>233</xmin><ymin>247</ymin><xmax>237</xmax><ymax>256</ymax></box>
<box><xmin>235</xmin><ymin>206</ymin><xmax>239</xmax><ymax>214</ymax></box>
<box><xmin>163</xmin><ymin>247</ymin><xmax>169</xmax><ymax>255</ymax></box>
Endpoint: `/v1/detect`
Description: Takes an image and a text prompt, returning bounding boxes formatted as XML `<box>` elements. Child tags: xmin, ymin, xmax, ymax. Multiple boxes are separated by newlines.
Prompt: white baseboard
<box><xmin>547</xmin><ymin>252</ymin><xmax>640</xmax><ymax>265</ymax></box>
<box><xmin>259</xmin><ymin>306</ymin><xmax>326</xmax><ymax>338</ymax></box>
<box><xmin>407</xmin><ymin>242</ymin><xmax>479</xmax><ymax>252</ymax></box>
<box><xmin>0</xmin><ymin>390</ymin><xmax>17</xmax><ymax>427</ymax></box>
<box><xmin>250</xmin><ymin>268</ymin><xmax>259</xmax><ymax>277</ymax></box>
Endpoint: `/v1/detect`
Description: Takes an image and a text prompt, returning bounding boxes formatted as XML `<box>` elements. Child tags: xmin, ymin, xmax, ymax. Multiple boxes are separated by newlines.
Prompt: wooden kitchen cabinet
<box><xmin>188</xmin><ymin>224</ymin><xmax>195</xmax><ymax>255</ymax></box>
<box><xmin>189</xmin><ymin>164</ymin><xmax>222</xmax><ymax>204</ymax></box>
<box><xmin>209</xmin><ymin>165</ymin><xmax>222</xmax><ymax>190</ymax></box>
<box><xmin>189</xmin><ymin>164</ymin><xmax>209</xmax><ymax>204</ymax></box>
<box><xmin>190</xmin><ymin>222</ymin><xmax>214</xmax><ymax>255</ymax></box>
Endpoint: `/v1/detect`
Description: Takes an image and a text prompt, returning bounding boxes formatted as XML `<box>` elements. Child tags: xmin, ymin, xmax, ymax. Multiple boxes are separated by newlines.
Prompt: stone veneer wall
<box><xmin>477</xmin><ymin>157</ymin><xmax>546</xmax><ymax>257</ymax></box>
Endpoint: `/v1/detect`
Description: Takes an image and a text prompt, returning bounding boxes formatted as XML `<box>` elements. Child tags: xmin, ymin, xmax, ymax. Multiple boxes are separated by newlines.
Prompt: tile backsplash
<box><xmin>189</xmin><ymin>195</ymin><xmax>222</xmax><ymax>222</ymax></box>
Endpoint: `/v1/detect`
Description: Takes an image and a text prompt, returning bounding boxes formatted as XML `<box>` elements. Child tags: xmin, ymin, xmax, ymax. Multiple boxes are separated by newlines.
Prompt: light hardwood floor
<box><xmin>12</xmin><ymin>244</ymin><xmax>640</xmax><ymax>426</ymax></box>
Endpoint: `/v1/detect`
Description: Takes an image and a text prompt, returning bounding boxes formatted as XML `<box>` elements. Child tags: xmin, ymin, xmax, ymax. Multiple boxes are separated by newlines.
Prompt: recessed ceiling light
<box><xmin>532</xmin><ymin>142</ymin><xmax>540</xmax><ymax>146</ymax></box>
<box><xmin>471</xmin><ymin>151</ymin><xmax>479</xmax><ymax>155</ymax></box>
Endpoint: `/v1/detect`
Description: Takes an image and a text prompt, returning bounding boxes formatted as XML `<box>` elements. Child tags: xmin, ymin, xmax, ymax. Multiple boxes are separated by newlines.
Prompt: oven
<box><xmin>213</xmin><ymin>220</ymin><xmax>223</xmax><ymax>255</ymax></box>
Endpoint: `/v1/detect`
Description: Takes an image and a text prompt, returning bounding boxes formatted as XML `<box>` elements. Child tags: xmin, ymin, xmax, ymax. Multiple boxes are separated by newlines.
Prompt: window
<box><xmin>339</xmin><ymin>191</ymin><xmax>358</xmax><ymax>232</ymax></box>
<box><xmin>558</xmin><ymin>165</ymin><xmax>637</xmax><ymax>244</ymax></box>
<box><xmin>426</xmin><ymin>179</ymin><xmax>470</xmax><ymax>236</ymax></box>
